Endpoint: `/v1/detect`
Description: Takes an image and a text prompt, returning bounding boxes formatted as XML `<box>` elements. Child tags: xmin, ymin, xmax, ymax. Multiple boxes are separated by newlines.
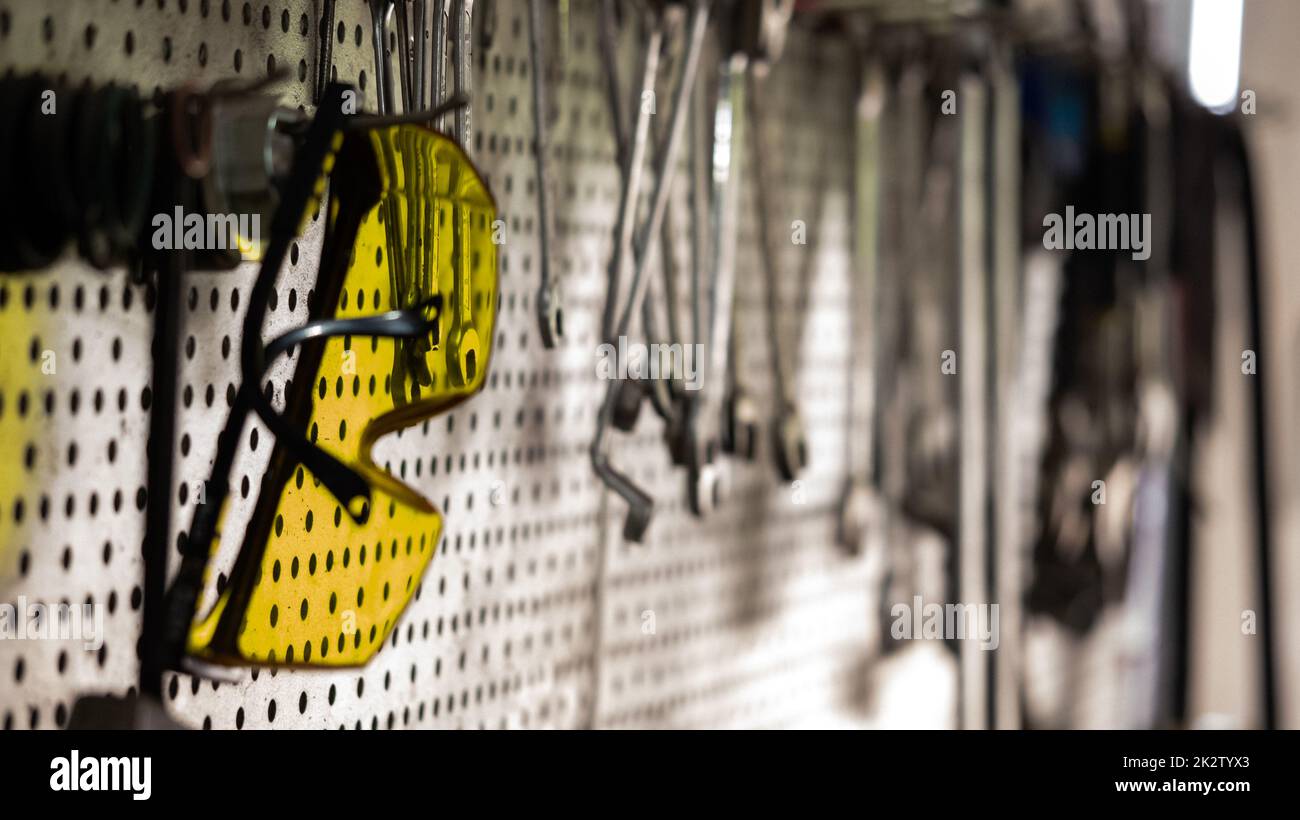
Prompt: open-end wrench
<box><xmin>393</xmin><ymin>1</ymin><xmax>415</xmax><ymax>112</ymax></box>
<box><xmin>368</xmin><ymin>0</ymin><xmax>396</xmax><ymax>114</ymax></box>
<box><xmin>685</xmin><ymin>46</ymin><xmax>747</xmax><ymax>518</ymax></box>
<box><xmin>666</xmin><ymin>59</ymin><xmax>713</xmax><ymax>468</ymax></box>
<box><xmin>684</xmin><ymin>0</ymin><xmax>793</xmax><ymax>512</ymax></box>
<box><xmin>642</xmin><ymin>10</ymin><xmax>690</xmax><ymax>422</ymax></box>
<box><xmin>624</xmin><ymin>11</ymin><xmax>686</xmax><ymax>428</ymax></box>
<box><xmin>872</xmin><ymin>54</ymin><xmax>927</xmax><ymax>657</ymax></box>
<box><xmin>414</xmin><ymin>0</ymin><xmax>428</xmax><ymax>109</ymax></box>
<box><xmin>956</xmin><ymin>66</ymin><xmax>990</xmax><ymax>731</ymax></box>
<box><xmin>720</xmin><ymin>293</ymin><xmax>759</xmax><ymax>460</ymax></box>
<box><xmin>370</xmin><ymin>0</ymin><xmax>442</xmax><ymax>392</ymax></box>
<box><xmin>686</xmin><ymin>0</ymin><xmax>796</xmax><ymax>510</ymax></box>
<box><xmin>658</xmin><ymin>188</ymin><xmax>688</xmax><ymax>401</ymax></box>
<box><xmin>838</xmin><ymin>55</ymin><xmax>886</xmax><ymax>555</ymax></box>
<box><xmin>748</xmin><ymin>68</ymin><xmax>806</xmax><ymax>480</ymax></box>
<box><xmin>316</xmin><ymin>0</ymin><xmax>339</xmax><ymax>104</ymax></box>
<box><xmin>528</xmin><ymin>0</ymin><xmax>563</xmax><ymax>348</ymax></box>
<box><xmin>746</xmin><ymin>56</ymin><xmax>806</xmax><ymax>482</ymax></box>
<box><xmin>636</xmin><ymin>268</ymin><xmax>678</xmax><ymax>422</ymax></box>
<box><xmin>480</xmin><ymin>0</ymin><xmax>497</xmax><ymax>53</ymax></box>
<box><xmin>611</xmin><ymin>283</ymin><xmax>678</xmax><ymax>431</ymax></box>
<box><xmin>591</xmin><ymin>0</ymin><xmax>710</xmax><ymax>542</ymax></box>
<box><xmin>432</xmin><ymin>0</ymin><xmax>450</xmax><ymax>127</ymax></box>
<box><xmin>451</xmin><ymin>0</ymin><xmax>475</xmax><ymax>150</ymax></box>
<box><xmin>600</xmin><ymin>11</ymin><xmax>663</xmax><ymax>344</ymax></box>
<box><xmin>645</xmin><ymin>19</ymin><xmax>690</xmax><ymax>422</ymax></box>
<box><xmin>601</xmin><ymin>7</ymin><xmax>665</xmax><ymax>429</ymax></box>
<box><xmin>598</xmin><ymin>0</ymin><xmax>628</xmax><ymax>169</ymax></box>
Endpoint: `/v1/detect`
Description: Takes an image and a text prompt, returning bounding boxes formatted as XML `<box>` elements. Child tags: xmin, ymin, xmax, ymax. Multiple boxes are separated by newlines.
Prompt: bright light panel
<box><xmin>1188</xmin><ymin>0</ymin><xmax>1244</xmax><ymax>113</ymax></box>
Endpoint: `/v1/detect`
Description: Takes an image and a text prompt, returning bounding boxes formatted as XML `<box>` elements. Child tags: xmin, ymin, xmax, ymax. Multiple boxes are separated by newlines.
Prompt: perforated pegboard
<box><xmin>0</xmin><ymin>0</ymin><xmax>895</xmax><ymax>730</ymax></box>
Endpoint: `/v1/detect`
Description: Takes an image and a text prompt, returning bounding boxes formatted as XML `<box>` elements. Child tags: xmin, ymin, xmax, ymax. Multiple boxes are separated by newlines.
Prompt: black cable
<box><xmin>1221</xmin><ymin>121</ymin><xmax>1277</xmax><ymax>729</ymax></box>
<box><xmin>139</xmin><ymin>102</ymin><xmax>185</xmax><ymax>697</ymax></box>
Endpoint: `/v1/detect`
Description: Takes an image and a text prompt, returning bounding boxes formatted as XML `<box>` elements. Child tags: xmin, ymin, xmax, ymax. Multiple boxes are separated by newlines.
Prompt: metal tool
<box><xmin>666</xmin><ymin>58</ymin><xmax>713</xmax><ymax>469</ymax></box>
<box><xmin>683</xmin><ymin>0</ymin><xmax>795</xmax><ymax>514</ymax></box>
<box><xmin>529</xmin><ymin>0</ymin><xmax>563</xmax><ymax>348</ymax></box>
<box><xmin>480</xmin><ymin>0</ymin><xmax>497</xmax><ymax>53</ymax></box>
<box><xmin>600</xmin><ymin>9</ymin><xmax>663</xmax><ymax>344</ymax></box>
<box><xmin>746</xmin><ymin>68</ymin><xmax>806</xmax><ymax>481</ymax></box>
<box><xmin>590</xmin><ymin>0</ymin><xmax>710</xmax><ymax>542</ymax></box>
<box><xmin>316</xmin><ymin>0</ymin><xmax>339</xmax><ymax>104</ymax></box>
<box><xmin>956</xmin><ymin>67</ymin><xmax>990</xmax><ymax>731</ymax></box>
<box><xmin>600</xmin><ymin>3</ymin><xmax>665</xmax><ymax>431</ymax></box>
<box><xmin>368</xmin><ymin>0</ymin><xmax>396</xmax><ymax>114</ymax></box>
<box><xmin>432</xmin><ymin>0</ymin><xmax>450</xmax><ymax>127</ymax></box>
<box><xmin>393</xmin><ymin>0</ymin><xmax>415</xmax><ymax>111</ymax></box>
<box><xmin>415</xmin><ymin>0</ymin><xmax>428</xmax><ymax>109</ymax></box>
<box><xmin>685</xmin><ymin>45</ymin><xmax>746</xmax><ymax>517</ymax></box>
<box><xmin>988</xmin><ymin>40</ymin><xmax>1024</xmax><ymax>729</ymax></box>
<box><xmin>838</xmin><ymin>56</ymin><xmax>886</xmax><ymax>556</ymax></box>
<box><xmin>452</xmin><ymin>0</ymin><xmax>475</xmax><ymax>149</ymax></box>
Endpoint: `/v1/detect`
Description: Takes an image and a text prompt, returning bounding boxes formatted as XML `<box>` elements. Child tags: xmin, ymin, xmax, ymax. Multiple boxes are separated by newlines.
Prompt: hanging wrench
<box><xmin>612</xmin><ymin>9</ymin><xmax>688</xmax><ymax>430</ymax></box>
<box><xmin>720</xmin><ymin>297</ymin><xmax>759</xmax><ymax>460</ymax></box>
<box><xmin>871</xmin><ymin>52</ymin><xmax>929</xmax><ymax>657</ymax></box>
<box><xmin>666</xmin><ymin>59</ymin><xmax>713</xmax><ymax>469</ymax></box>
<box><xmin>658</xmin><ymin>182</ymin><xmax>688</xmax><ymax>402</ymax></box>
<box><xmin>685</xmin><ymin>47</ymin><xmax>747</xmax><ymax>517</ymax></box>
<box><xmin>602</xmin><ymin>6</ymin><xmax>665</xmax><ymax>429</ymax></box>
<box><xmin>316</xmin><ymin>0</ymin><xmax>339</xmax><ymax>104</ymax></box>
<box><xmin>956</xmin><ymin>65</ymin><xmax>991</xmax><ymax>731</ymax></box>
<box><xmin>393</xmin><ymin>1</ymin><xmax>415</xmax><ymax>112</ymax></box>
<box><xmin>414</xmin><ymin>0</ymin><xmax>428</xmax><ymax>109</ymax></box>
<box><xmin>988</xmin><ymin>38</ymin><xmax>1024</xmax><ymax>729</ymax></box>
<box><xmin>528</xmin><ymin>0</ymin><xmax>563</xmax><ymax>348</ymax></box>
<box><xmin>685</xmin><ymin>0</ymin><xmax>793</xmax><ymax>513</ymax></box>
<box><xmin>600</xmin><ymin>9</ymin><xmax>663</xmax><ymax>344</ymax></box>
<box><xmin>431</xmin><ymin>0</ymin><xmax>450</xmax><ymax>127</ymax></box>
<box><xmin>838</xmin><ymin>55</ymin><xmax>886</xmax><ymax>555</ymax></box>
<box><xmin>480</xmin><ymin>0</ymin><xmax>497</xmax><ymax>53</ymax></box>
<box><xmin>747</xmin><ymin>60</ymin><xmax>806</xmax><ymax>481</ymax></box>
<box><xmin>451</xmin><ymin>0</ymin><xmax>475</xmax><ymax>150</ymax></box>
<box><xmin>391</xmin><ymin>0</ymin><xmax>429</xmax><ymax>112</ymax></box>
<box><xmin>367</xmin><ymin>0</ymin><xmax>396</xmax><ymax>114</ymax></box>
<box><xmin>369</xmin><ymin>0</ymin><xmax>436</xmax><ymax>391</ymax></box>
<box><xmin>591</xmin><ymin>0</ymin><xmax>710</xmax><ymax>542</ymax></box>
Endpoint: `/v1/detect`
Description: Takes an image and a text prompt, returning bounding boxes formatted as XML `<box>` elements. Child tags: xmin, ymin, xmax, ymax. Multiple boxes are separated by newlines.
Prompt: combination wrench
<box><xmin>838</xmin><ymin>56</ymin><xmax>886</xmax><ymax>555</ymax></box>
<box><xmin>590</xmin><ymin>0</ymin><xmax>710</xmax><ymax>542</ymax></box>
<box><xmin>529</xmin><ymin>0</ymin><xmax>563</xmax><ymax>347</ymax></box>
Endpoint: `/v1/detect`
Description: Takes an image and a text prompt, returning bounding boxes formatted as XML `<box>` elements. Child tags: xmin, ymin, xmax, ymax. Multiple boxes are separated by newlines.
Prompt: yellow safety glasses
<box><xmin>182</xmin><ymin>105</ymin><xmax>497</xmax><ymax>667</ymax></box>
